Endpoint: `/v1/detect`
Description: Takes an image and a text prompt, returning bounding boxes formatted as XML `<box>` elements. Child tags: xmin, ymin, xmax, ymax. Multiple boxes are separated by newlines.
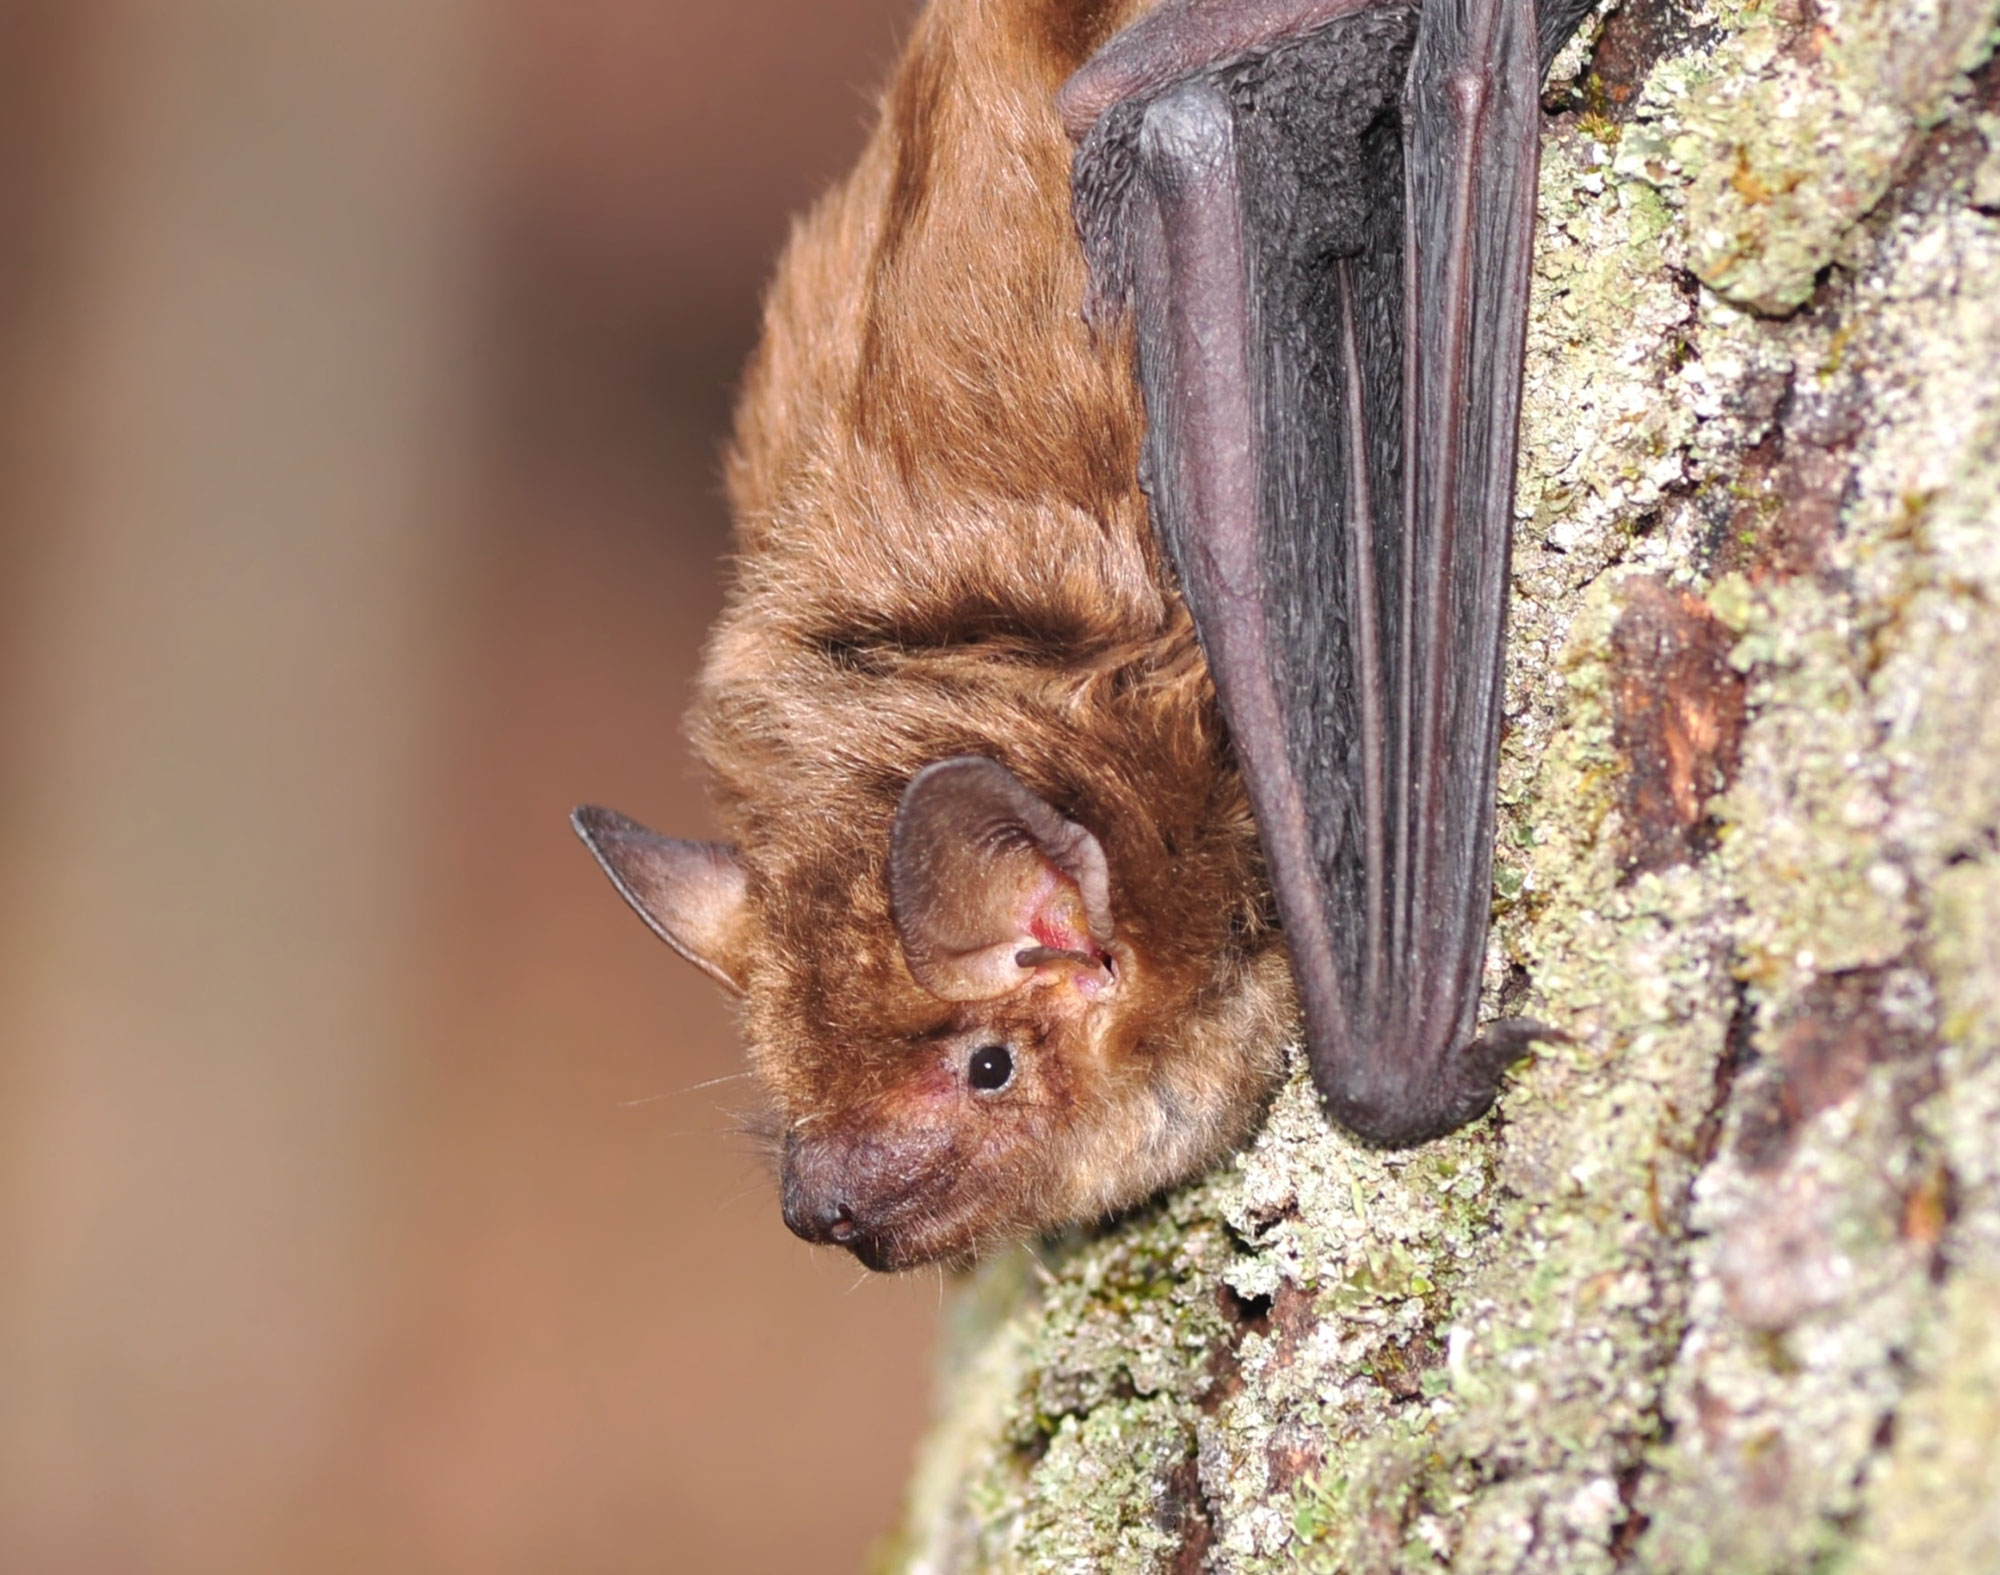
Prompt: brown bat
<box><xmin>575</xmin><ymin>0</ymin><xmax>1592</xmax><ymax>1270</ymax></box>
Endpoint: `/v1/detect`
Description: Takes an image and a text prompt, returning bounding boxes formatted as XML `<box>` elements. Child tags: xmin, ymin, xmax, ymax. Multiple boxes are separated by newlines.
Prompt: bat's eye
<box><xmin>967</xmin><ymin>1044</ymin><xmax>1014</xmax><ymax>1092</ymax></box>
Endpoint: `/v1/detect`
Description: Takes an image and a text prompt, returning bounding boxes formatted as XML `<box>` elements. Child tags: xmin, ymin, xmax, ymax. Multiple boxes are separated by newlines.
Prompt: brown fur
<box><xmin>688</xmin><ymin>0</ymin><xmax>1297</xmax><ymax>1267</ymax></box>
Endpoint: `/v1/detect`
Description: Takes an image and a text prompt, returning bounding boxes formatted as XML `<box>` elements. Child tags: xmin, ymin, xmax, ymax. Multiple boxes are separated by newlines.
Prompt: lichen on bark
<box><xmin>878</xmin><ymin>1</ymin><xmax>2000</xmax><ymax>1569</ymax></box>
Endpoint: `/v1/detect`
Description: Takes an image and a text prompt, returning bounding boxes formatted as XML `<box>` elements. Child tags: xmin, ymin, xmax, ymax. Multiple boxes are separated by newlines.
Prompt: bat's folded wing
<box><xmin>1070</xmin><ymin>0</ymin><xmax>1571</xmax><ymax>1143</ymax></box>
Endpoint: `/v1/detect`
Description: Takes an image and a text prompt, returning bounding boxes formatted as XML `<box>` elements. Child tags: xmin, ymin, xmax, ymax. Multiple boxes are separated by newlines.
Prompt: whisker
<box><xmin>682</xmin><ymin>1070</ymin><xmax>756</xmax><ymax>1093</ymax></box>
<box><xmin>616</xmin><ymin>1070</ymin><xmax>754</xmax><ymax>1108</ymax></box>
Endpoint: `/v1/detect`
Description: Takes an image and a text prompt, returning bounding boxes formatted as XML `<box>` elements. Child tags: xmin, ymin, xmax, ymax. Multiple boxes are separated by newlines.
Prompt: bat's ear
<box><xmin>889</xmin><ymin>757</ymin><xmax>1114</xmax><ymax>1002</ymax></box>
<box><xmin>571</xmin><ymin>806</ymin><xmax>751</xmax><ymax>994</ymax></box>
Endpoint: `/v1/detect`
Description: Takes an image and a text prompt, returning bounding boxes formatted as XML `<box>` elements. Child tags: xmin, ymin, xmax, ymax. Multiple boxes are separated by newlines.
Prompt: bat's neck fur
<box><xmin>696</xmin><ymin>0</ymin><xmax>1295</xmax><ymax>1250</ymax></box>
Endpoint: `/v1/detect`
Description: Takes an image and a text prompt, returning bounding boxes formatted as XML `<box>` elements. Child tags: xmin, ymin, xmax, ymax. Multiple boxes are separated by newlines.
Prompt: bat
<box><xmin>573</xmin><ymin>0</ymin><xmax>1593</xmax><ymax>1269</ymax></box>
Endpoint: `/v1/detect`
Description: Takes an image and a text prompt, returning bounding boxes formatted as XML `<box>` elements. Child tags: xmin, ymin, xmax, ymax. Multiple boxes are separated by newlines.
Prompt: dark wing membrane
<box><xmin>1073</xmin><ymin>0</ymin><xmax>1569</xmax><ymax>1143</ymax></box>
<box><xmin>1381</xmin><ymin>0</ymin><xmax>1545</xmax><ymax>1132</ymax></box>
<box><xmin>1537</xmin><ymin>0</ymin><xmax>1601</xmax><ymax>77</ymax></box>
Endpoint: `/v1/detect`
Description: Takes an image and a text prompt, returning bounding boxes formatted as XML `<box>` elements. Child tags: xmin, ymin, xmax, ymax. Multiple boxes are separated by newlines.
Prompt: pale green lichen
<box><xmin>1625</xmin><ymin>81</ymin><xmax>2000</xmax><ymax>1575</ymax></box>
<box><xmin>883</xmin><ymin>0</ymin><xmax>2000</xmax><ymax>1567</ymax></box>
<box><xmin>894</xmin><ymin>1200</ymin><xmax>1239</xmax><ymax>1573</ymax></box>
<box><xmin>1661</xmin><ymin>0</ymin><xmax>2000</xmax><ymax>313</ymax></box>
<box><xmin>1975</xmin><ymin>112</ymin><xmax>2000</xmax><ymax>207</ymax></box>
<box><xmin>1844</xmin><ymin>1266</ymin><xmax>2000</xmax><ymax>1574</ymax></box>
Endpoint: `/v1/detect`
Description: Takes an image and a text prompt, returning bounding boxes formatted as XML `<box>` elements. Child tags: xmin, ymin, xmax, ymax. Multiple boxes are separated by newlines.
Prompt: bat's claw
<box><xmin>1445</xmin><ymin>1015</ymin><xmax>1565</xmax><ymax>1124</ymax></box>
<box><xmin>1469</xmin><ymin>1014</ymin><xmax>1569</xmax><ymax>1063</ymax></box>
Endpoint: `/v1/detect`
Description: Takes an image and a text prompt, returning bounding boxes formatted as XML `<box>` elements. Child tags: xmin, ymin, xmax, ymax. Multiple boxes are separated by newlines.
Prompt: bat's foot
<box><xmin>1312</xmin><ymin>1017</ymin><xmax>1561</xmax><ymax>1147</ymax></box>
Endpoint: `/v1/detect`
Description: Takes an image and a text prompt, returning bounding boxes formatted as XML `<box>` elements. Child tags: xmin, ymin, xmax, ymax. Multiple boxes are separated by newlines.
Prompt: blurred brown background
<box><xmin>0</xmin><ymin>1</ymin><xmax>941</xmax><ymax>1570</ymax></box>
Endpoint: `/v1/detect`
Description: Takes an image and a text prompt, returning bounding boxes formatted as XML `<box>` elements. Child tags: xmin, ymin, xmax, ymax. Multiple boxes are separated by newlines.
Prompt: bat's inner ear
<box><xmin>571</xmin><ymin>806</ymin><xmax>752</xmax><ymax>994</ymax></box>
<box><xmin>889</xmin><ymin>756</ymin><xmax>1115</xmax><ymax>1002</ymax></box>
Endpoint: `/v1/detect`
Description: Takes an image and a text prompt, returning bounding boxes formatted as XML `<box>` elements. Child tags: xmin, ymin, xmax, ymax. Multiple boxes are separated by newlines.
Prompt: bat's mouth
<box><xmin>790</xmin><ymin>1181</ymin><xmax>992</xmax><ymax>1271</ymax></box>
<box><xmin>833</xmin><ymin>1227</ymin><xmax>932</xmax><ymax>1274</ymax></box>
<box><xmin>828</xmin><ymin>1207</ymin><xmax>985</xmax><ymax>1273</ymax></box>
<box><xmin>785</xmin><ymin>1164</ymin><xmax>1012</xmax><ymax>1271</ymax></box>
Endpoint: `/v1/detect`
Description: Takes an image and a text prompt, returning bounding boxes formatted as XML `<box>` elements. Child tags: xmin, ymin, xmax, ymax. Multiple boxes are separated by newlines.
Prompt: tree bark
<box><xmin>879</xmin><ymin>1</ymin><xmax>2000</xmax><ymax>1569</ymax></box>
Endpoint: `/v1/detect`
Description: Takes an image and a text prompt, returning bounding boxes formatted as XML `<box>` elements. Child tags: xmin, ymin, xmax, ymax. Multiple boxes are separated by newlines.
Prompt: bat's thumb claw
<box><xmin>1419</xmin><ymin>1018</ymin><xmax>1565</xmax><ymax>1140</ymax></box>
<box><xmin>1468</xmin><ymin>1016</ymin><xmax>1569</xmax><ymax>1071</ymax></box>
<box><xmin>1458</xmin><ymin>1018</ymin><xmax>1569</xmax><ymax>1097</ymax></box>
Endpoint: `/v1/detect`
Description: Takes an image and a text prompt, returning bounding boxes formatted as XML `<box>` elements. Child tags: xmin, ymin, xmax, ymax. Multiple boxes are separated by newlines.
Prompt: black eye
<box><xmin>967</xmin><ymin>1044</ymin><xmax>1014</xmax><ymax>1092</ymax></box>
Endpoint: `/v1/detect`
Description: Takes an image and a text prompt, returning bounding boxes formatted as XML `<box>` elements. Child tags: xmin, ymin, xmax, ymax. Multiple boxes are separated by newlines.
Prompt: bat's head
<box><xmin>574</xmin><ymin>753</ymin><xmax>1286</xmax><ymax>1270</ymax></box>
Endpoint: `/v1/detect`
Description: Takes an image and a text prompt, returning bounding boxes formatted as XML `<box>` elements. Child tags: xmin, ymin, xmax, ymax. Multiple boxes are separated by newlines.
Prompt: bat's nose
<box><xmin>780</xmin><ymin>1177</ymin><xmax>853</xmax><ymax>1245</ymax></box>
<box><xmin>779</xmin><ymin>1140</ymin><xmax>866</xmax><ymax>1247</ymax></box>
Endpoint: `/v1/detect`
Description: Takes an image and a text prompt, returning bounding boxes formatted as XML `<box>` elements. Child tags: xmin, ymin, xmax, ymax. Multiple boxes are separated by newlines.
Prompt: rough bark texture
<box><xmin>872</xmin><ymin>1</ymin><xmax>2000</xmax><ymax>1569</ymax></box>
